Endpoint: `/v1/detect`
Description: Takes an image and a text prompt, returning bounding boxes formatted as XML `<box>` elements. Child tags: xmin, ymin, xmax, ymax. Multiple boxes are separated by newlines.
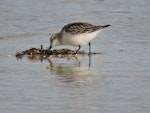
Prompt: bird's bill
<box><xmin>49</xmin><ymin>45</ymin><xmax>52</xmax><ymax>50</ymax></box>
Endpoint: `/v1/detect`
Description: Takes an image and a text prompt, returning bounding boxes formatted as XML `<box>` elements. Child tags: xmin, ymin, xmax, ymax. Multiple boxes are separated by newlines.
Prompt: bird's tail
<box><xmin>102</xmin><ymin>25</ymin><xmax>111</xmax><ymax>28</ymax></box>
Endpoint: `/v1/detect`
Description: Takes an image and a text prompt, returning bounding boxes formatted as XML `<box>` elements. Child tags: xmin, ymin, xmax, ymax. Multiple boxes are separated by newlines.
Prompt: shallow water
<box><xmin>0</xmin><ymin>0</ymin><xmax>150</xmax><ymax>113</ymax></box>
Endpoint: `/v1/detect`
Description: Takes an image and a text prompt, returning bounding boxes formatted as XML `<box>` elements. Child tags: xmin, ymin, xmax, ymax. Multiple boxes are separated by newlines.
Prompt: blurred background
<box><xmin>0</xmin><ymin>0</ymin><xmax>150</xmax><ymax>113</ymax></box>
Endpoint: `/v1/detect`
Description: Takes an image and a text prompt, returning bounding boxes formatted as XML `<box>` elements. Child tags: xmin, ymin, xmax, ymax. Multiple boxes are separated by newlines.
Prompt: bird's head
<box><xmin>49</xmin><ymin>33</ymin><xmax>61</xmax><ymax>50</ymax></box>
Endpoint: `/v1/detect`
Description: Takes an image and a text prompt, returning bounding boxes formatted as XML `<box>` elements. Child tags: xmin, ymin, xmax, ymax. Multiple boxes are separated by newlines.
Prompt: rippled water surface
<box><xmin>0</xmin><ymin>0</ymin><xmax>150</xmax><ymax>113</ymax></box>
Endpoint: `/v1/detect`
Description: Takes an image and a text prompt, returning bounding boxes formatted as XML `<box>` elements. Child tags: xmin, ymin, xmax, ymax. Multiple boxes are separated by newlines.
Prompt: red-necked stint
<box><xmin>49</xmin><ymin>22</ymin><xmax>110</xmax><ymax>54</ymax></box>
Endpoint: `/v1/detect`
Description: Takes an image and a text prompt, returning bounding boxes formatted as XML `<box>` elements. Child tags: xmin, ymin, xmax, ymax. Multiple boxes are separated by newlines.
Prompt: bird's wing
<box><xmin>61</xmin><ymin>22</ymin><xmax>101</xmax><ymax>35</ymax></box>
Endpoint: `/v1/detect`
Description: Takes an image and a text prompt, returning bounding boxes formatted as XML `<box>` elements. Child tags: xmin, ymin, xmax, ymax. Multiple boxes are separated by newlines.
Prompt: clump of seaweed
<box><xmin>16</xmin><ymin>45</ymin><xmax>101</xmax><ymax>60</ymax></box>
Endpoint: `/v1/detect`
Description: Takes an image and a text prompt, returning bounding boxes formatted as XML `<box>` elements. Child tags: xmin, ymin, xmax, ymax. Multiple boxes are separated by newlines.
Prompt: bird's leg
<box><xmin>75</xmin><ymin>45</ymin><xmax>81</xmax><ymax>54</ymax></box>
<box><xmin>89</xmin><ymin>42</ymin><xmax>91</xmax><ymax>55</ymax></box>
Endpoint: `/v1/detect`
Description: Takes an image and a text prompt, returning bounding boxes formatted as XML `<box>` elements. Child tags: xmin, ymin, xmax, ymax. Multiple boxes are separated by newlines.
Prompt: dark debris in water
<box><xmin>16</xmin><ymin>45</ymin><xmax>101</xmax><ymax>60</ymax></box>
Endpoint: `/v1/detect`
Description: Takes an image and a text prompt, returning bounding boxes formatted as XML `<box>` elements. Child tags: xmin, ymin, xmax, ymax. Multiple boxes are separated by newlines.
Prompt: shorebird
<box><xmin>49</xmin><ymin>22</ymin><xmax>110</xmax><ymax>54</ymax></box>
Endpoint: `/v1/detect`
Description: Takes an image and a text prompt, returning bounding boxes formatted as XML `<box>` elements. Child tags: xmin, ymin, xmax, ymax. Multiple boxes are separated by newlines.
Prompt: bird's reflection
<box><xmin>47</xmin><ymin>56</ymin><xmax>94</xmax><ymax>83</ymax></box>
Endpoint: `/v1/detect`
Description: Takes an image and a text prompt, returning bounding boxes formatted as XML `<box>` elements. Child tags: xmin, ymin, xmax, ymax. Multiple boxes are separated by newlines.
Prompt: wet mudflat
<box><xmin>0</xmin><ymin>0</ymin><xmax>150</xmax><ymax>113</ymax></box>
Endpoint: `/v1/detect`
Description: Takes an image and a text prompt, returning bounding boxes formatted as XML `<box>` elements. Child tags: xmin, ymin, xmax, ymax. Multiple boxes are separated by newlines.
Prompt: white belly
<box><xmin>61</xmin><ymin>30</ymin><xmax>102</xmax><ymax>46</ymax></box>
